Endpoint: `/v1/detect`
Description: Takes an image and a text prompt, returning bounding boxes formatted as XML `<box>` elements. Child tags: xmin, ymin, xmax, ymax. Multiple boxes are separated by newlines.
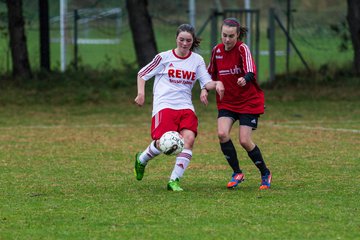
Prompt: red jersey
<box><xmin>208</xmin><ymin>41</ymin><xmax>265</xmax><ymax>114</ymax></box>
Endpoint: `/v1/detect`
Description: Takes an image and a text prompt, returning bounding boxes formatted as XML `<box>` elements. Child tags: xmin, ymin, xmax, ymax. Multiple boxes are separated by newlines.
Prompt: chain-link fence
<box><xmin>0</xmin><ymin>0</ymin><xmax>352</xmax><ymax>81</ymax></box>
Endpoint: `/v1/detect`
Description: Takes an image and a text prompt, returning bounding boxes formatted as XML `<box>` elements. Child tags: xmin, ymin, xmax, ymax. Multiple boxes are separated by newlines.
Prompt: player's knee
<box><xmin>240</xmin><ymin>139</ymin><xmax>255</xmax><ymax>151</ymax></box>
<box><xmin>217</xmin><ymin>130</ymin><xmax>229</xmax><ymax>142</ymax></box>
<box><xmin>239</xmin><ymin>138</ymin><xmax>250</xmax><ymax>149</ymax></box>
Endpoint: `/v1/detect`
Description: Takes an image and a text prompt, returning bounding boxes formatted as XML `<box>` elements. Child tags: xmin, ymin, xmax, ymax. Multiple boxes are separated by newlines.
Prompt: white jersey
<box><xmin>138</xmin><ymin>49</ymin><xmax>212</xmax><ymax>116</ymax></box>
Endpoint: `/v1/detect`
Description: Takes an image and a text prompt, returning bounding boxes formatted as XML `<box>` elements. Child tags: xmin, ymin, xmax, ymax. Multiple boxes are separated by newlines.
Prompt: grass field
<box><xmin>0</xmin><ymin>85</ymin><xmax>359</xmax><ymax>239</ymax></box>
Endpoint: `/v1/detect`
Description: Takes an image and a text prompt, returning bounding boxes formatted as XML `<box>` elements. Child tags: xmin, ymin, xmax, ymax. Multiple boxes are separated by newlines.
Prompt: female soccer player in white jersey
<box><xmin>134</xmin><ymin>24</ymin><xmax>224</xmax><ymax>191</ymax></box>
<box><xmin>205</xmin><ymin>18</ymin><xmax>271</xmax><ymax>190</ymax></box>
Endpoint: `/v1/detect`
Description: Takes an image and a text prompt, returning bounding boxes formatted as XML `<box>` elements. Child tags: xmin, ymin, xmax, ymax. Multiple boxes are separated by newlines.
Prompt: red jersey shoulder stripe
<box><xmin>239</xmin><ymin>43</ymin><xmax>255</xmax><ymax>73</ymax></box>
<box><xmin>138</xmin><ymin>54</ymin><xmax>162</xmax><ymax>78</ymax></box>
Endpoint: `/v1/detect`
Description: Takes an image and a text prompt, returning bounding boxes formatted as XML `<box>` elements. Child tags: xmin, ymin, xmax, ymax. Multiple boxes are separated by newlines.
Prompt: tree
<box><xmin>6</xmin><ymin>0</ymin><xmax>32</xmax><ymax>78</ymax></box>
<box><xmin>347</xmin><ymin>0</ymin><xmax>360</xmax><ymax>75</ymax></box>
<box><xmin>126</xmin><ymin>0</ymin><xmax>157</xmax><ymax>68</ymax></box>
<box><xmin>39</xmin><ymin>0</ymin><xmax>50</xmax><ymax>71</ymax></box>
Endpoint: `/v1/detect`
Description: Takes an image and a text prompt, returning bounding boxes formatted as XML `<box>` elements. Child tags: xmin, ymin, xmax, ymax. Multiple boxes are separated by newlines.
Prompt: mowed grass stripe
<box><xmin>0</xmin><ymin>121</ymin><xmax>358</xmax><ymax>133</ymax></box>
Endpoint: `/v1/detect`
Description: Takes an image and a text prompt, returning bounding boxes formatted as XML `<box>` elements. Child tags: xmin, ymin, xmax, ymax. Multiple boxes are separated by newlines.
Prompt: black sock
<box><xmin>248</xmin><ymin>145</ymin><xmax>270</xmax><ymax>176</ymax></box>
<box><xmin>220</xmin><ymin>140</ymin><xmax>241</xmax><ymax>173</ymax></box>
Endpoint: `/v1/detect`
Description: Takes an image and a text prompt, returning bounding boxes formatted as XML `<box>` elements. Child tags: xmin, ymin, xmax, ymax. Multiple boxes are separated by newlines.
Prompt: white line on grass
<box><xmin>263</xmin><ymin>122</ymin><xmax>360</xmax><ymax>133</ymax></box>
<box><xmin>0</xmin><ymin>124</ymin><xmax>129</xmax><ymax>130</ymax></box>
<box><xmin>269</xmin><ymin>120</ymin><xmax>360</xmax><ymax>124</ymax></box>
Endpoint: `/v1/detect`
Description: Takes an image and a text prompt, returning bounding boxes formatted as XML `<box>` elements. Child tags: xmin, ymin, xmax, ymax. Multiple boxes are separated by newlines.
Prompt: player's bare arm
<box><xmin>203</xmin><ymin>81</ymin><xmax>224</xmax><ymax>100</ymax></box>
<box><xmin>215</xmin><ymin>81</ymin><xmax>225</xmax><ymax>100</ymax></box>
<box><xmin>135</xmin><ymin>76</ymin><xmax>146</xmax><ymax>106</ymax></box>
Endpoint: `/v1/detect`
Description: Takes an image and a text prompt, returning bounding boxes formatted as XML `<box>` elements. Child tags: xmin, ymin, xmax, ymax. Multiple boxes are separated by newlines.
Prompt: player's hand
<box><xmin>237</xmin><ymin>77</ymin><xmax>246</xmax><ymax>87</ymax></box>
<box><xmin>215</xmin><ymin>81</ymin><xmax>225</xmax><ymax>100</ymax></box>
<box><xmin>200</xmin><ymin>88</ymin><xmax>209</xmax><ymax>106</ymax></box>
<box><xmin>134</xmin><ymin>93</ymin><xmax>145</xmax><ymax>106</ymax></box>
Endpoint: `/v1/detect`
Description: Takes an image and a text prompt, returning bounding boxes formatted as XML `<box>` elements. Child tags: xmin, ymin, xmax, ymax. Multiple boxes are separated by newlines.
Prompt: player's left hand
<box><xmin>237</xmin><ymin>77</ymin><xmax>246</xmax><ymax>87</ymax></box>
<box><xmin>215</xmin><ymin>81</ymin><xmax>225</xmax><ymax>100</ymax></box>
<box><xmin>200</xmin><ymin>89</ymin><xmax>209</xmax><ymax>106</ymax></box>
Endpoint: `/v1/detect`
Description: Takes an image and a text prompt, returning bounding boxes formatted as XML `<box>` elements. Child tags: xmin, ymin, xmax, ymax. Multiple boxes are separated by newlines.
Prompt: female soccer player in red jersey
<box><xmin>205</xmin><ymin>18</ymin><xmax>271</xmax><ymax>190</ymax></box>
<box><xmin>134</xmin><ymin>24</ymin><xmax>224</xmax><ymax>191</ymax></box>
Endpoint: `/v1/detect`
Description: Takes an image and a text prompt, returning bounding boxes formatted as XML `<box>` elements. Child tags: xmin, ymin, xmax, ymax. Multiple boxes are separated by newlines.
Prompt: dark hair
<box><xmin>222</xmin><ymin>18</ymin><xmax>248</xmax><ymax>40</ymax></box>
<box><xmin>176</xmin><ymin>24</ymin><xmax>201</xmax><ymax>51</ymax></box>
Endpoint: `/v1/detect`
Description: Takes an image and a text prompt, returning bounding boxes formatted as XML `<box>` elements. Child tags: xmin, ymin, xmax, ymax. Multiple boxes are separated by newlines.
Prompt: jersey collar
<box><xmin>172</xmin><ymin>49</ymin><xmax>192</xmax><ymax>59</ymax></box>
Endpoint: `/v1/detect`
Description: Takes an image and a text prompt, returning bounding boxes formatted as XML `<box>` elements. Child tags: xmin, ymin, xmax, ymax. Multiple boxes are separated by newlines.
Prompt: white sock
<box><xmin>170</xmin><ymin>149</ymin><xmax>192</xmax><ymax>180</ymax></box>
<box><xmin>139</xmin><ymin>140</ymin><xmax>161</xmax><ymax>165</ymax></box>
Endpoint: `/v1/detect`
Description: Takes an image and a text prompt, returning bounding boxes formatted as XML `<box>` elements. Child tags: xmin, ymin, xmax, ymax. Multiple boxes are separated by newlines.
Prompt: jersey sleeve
<box><xmin>207</xmin><ymin>46</ymin><xmax>218</xmax><ymax>80</ymax></box>
<box><xmin>196</xmin><ymin>56</ymin><xmax>212</xmax><ymax>89</ymax></box>
<box><xmin>138</xmin><ymin>54</ymin><xmax>163</xmax><ymax>81</ymax></box>
<box><xmin>239</xmin><ymin>43</ymin><xmax>256</xmax><ymax>75</ymax></box>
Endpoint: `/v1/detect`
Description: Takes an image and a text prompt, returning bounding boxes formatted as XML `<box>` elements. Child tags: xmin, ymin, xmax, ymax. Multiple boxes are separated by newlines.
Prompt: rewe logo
<box><xmin>168</xmin><ymin>69</ymin><xmax>196</xmax><ymax>81</ymax></box>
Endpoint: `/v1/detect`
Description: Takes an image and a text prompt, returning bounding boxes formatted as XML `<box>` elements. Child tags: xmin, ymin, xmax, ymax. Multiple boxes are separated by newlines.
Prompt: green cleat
<box><xmin>167</xmin><ymin>178</ymin><xmax>183</xmax><ymax>191</ymax></box>
<box><xmin>134</xmin><ymin>152</ymin><xmax>146</xmax><ymax>181</ymax></box>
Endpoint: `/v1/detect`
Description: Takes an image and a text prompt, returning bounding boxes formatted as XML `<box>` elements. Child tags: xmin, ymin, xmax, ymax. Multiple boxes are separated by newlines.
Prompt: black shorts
<box><xmin>218</xmin><ymin>109</ymin><xmax>259</xmax><ymax>129</ymax></box>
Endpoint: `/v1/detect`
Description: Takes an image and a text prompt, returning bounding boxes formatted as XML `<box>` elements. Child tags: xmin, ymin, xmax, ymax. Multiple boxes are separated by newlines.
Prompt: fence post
<box><xmin>286</xmin><ymin>0</ymin><xmax>291</xmax><ymax>74</ymax></box>
<box><xmin>210</xmin><ymin>9</ymin><xmax>219</xmax><ymax>49</ymax></box>
<box><xmin>73</xmin><ymin>9</ymin><xmax>79</xmax><ymax>70</ymax></box>
<box><xmin>268</xmin><ymin>8</ymin><xmax>276</xmax><ymax>83</ymax></box>
<box><xmin>255</xmin><ymin>9</ymin><xmax>260</xmax><ymax>81</ymax></box>
<box><xmin>60</xmin><ymin>0</ymin><xmax>67</xmax><ymax>72</ymax></box>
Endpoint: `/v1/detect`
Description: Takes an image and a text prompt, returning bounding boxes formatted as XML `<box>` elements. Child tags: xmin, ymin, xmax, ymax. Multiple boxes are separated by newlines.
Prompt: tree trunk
<box><xmin>347</xmin><ymin>0</ymin><xmax>360</xmax><ymax>75</ymax></box>
<box><xmin>6</xmin><ymin>0</ymin><xmax>32</xmax><ymax>78</ymax></box>
<box><xmin>126</xmin><ymin>0</ymin><xmax>157</xmax><ymax>68</ymax></box>
<box><xmin>39</xmin><ymin>0</ymin><xmax>50</xmax><ymax>71</ymax></box>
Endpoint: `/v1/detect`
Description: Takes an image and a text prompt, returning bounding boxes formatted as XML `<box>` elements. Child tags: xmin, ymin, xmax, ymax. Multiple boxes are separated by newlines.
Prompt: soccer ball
<box><xmin>159</xmin><ymin>131</ymin><xmax>184</xmax><ymax>155</ymax></box>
